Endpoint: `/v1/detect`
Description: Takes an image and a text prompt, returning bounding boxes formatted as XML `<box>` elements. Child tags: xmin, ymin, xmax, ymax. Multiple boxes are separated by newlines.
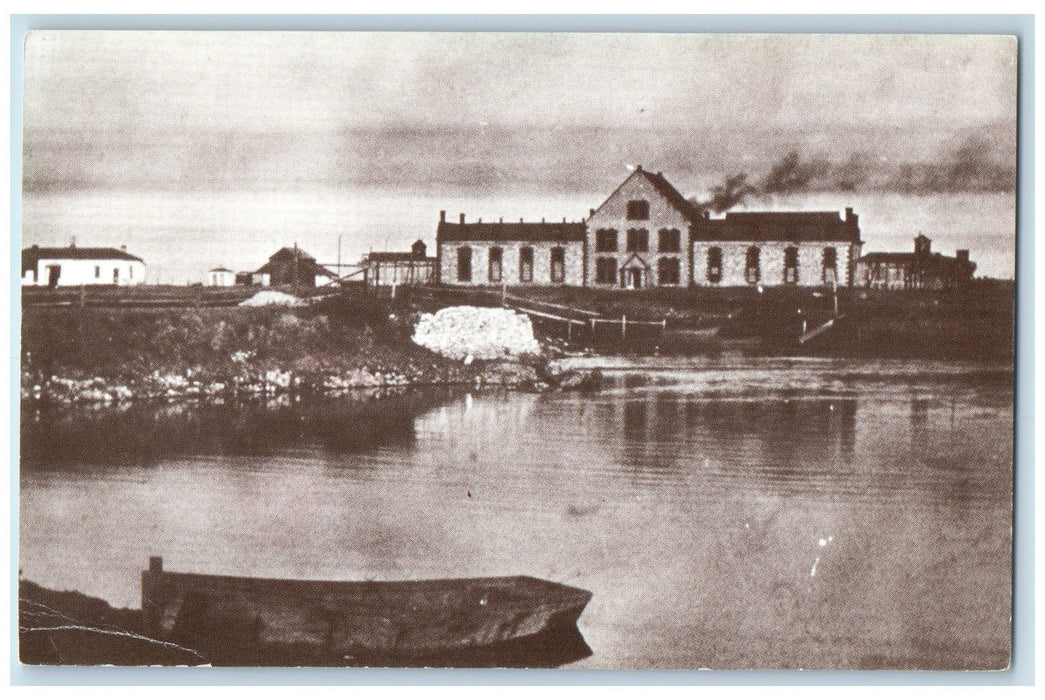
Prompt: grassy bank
<box><xmin>20</xmin><ymin>280</ymin><xmax>1014</xmax><ymax>403</ymax></box>
<box><xmin>20</xmin><ymin>292</ymin><xmax>484</xmax><ymax>401</ymax></box>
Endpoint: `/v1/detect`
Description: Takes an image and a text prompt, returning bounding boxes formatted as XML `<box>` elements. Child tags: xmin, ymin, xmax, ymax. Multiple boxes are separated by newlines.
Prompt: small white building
<box><xmin>21</xmin><ymin>244</ymin><xmax>146</xmax><ymax>287</ymax></box>
<box><xmin>207</xmin><ymin>267</ymin><xmax>236</xmax><ymax>286</ymax></box>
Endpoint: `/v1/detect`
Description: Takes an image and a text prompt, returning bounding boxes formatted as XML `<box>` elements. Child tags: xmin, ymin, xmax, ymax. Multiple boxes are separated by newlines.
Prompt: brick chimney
<box><xmin>956</xmin><ymin>249</ymin><xmax>970</xmax><ymax>263</ymax></box>
<box><xmin>440</xmin><ymin>210</ymin><xmax>446</xmax><ymax>223</ymax></box>
<box><xmin>459</xmin><ymin>213</ymin><xmax>465</xmax><ymax>224</ymax></box>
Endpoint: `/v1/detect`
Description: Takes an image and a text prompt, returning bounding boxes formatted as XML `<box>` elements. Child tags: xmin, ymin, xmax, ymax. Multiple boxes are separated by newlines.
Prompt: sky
<box><xmin>20</xmin><ymin>31</ymin><xmax>1019</xmax><ymax>280</ymax></box>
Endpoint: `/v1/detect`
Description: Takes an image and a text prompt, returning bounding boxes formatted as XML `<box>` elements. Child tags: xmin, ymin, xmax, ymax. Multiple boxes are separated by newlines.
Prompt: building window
<box><xmin>707</xmin><ymin>247</ymin><xmax>723</xmax><ymax>284</ymax></box>
<box><xmin>783</xmin><ymin>246</ymin><xmax>799</xmax><ymax>284</ymax></box>
<box><xmin>658</xmin><ymin>229</ymin><xmax>681</xmax><ymax>253</ymax></box>
<box><xmin>822</xmin><ymin>247</ymin><xmax>838</xmax><ymax>283</ymax></box>
<box><xmin>457</xmin><ymin>247</ymin><xmax>472</xmax><ymax>282</ymax></box>
<box><xmin>519</xmin><ymin>247</ymin><xmax>533</xmax><ymax>283</ymax></box>
<box><xmin>94</xmin><ymin>265</ymin><xmax>100</xmax><ymax>278</ymax></box>
<box><xmin>113</xmin><ymin>267</ymin><xmax>119</xmax><ymax>283</ymax></box>
<box><xmin>595</xmin><ymin>229</ymin><xmax>618</xmax><ymax>252</ymax></box>
<box><xmin>488</xmin><ymin>246</ymin><xmax>502</xmax><ymax>283</ymax></box>
<box><xmin>595</xmin><ymin>257</ymin><xmax>617</xmax><ymax>284</ymax></box>
<box><xmin>745</xmin><ymin>246</ymin><xmax>761</xmax><ymax>284</ymax></box>
<box><xmin>129</xmin><ymin>266</ymin><xmax>134</xmax><ymax>280</ymax></box>
<box><xmin>658</xmin><ymin>257</ymin><xmax>681</xmax><ymax>285</ymax></box>
<box><xmin>550</xmin><ymin>247</ymin><xmax>566</xmax><ymax>283</ymax></box>
<box><xmin>627</xmin><ymin>200</ymin><xmax>650</xmax><ymax>220</ymax></box>
<box><xmin>626</xmin><ymin>229</ymin><xmax>649</xmax><ymax>252</ymax></box>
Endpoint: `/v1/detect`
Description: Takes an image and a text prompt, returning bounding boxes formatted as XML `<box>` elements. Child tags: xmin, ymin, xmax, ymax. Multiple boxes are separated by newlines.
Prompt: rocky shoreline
<box><xmin>20</xmin><ymin>302</ymin><xmax>602</xmax><ymax>405</ymax></box>
<box><xmin>20</xmin><ymin>360</ymin><xmax>602</xmax><ymax>405</ymax></box>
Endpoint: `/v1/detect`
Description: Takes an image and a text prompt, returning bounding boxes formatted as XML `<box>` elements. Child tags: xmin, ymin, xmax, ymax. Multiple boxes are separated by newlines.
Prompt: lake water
<box><xmin>19</xmin><ymin>358</ymin><xmax>1013</xmax><ymax>669</ymax></box>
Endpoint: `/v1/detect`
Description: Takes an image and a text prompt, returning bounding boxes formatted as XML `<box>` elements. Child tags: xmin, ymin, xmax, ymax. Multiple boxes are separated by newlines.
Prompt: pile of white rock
<box><xmin>412</xmin><ymin>306</ymin><xmax>542</xmax><ymax>361</ymax></box>
<box><xmin>239</xmin><ymin>290</ymin><xmax>306</xmax><ymax>307</ymax></box>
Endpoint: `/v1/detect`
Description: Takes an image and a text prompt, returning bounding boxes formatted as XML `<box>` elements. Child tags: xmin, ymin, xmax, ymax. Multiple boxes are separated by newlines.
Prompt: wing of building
<box><xmin>436</xmin><ymin>213</ymin><xmax>587</xmax><ymax>286</ymax></box>
<box><xmin>436</xmin><ymin>166</ymin><xmax>864</xmax><ymax>289</ymax></box>
<box><xmin>22</xmin><ymin>244</ymin><xmax>145</xmax><ymax>287</ymax></box>
<box><xmin>856</xmin><ymin>235</ymin><xmax>975</xmax><ymax>290</ymax></box>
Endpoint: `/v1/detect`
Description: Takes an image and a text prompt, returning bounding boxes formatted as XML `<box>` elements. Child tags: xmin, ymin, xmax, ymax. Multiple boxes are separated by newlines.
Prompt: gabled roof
<box><xmin>619</xmin><ymin>252</ymin><xmax>651</xmax><ymax>270</ymax></box>
<box><xmin>254</xmin><ymin>258</ymin><xmax>335</xmax><ymax>278</ymax></box>
<box><xmin>589</xmin><ymin>167</ymin><xmax>702</xmax><ymax>224</ymax></box>
<box><xmin>268</xmin><ymin>247</ymin><xmax>317</xmax><ymax>262</ymax></box>
<box><xmin>643</xmin><ymin>170</ymin><xmax>703</xmax><ymax>223</ymax></box>
<box><xmin>22</xmin><ymin>246</ymin><xmax>143</xmax><ymax>273</ymax></box>
<box><xmin>437</xmin><ymin>221</ymin><xmax>586</xmax><ymax>243</ymax></box>
<box><xmin>695</xmin><ymin>211</ymin><xmax>860</xmax><ymax>243</ymax></box>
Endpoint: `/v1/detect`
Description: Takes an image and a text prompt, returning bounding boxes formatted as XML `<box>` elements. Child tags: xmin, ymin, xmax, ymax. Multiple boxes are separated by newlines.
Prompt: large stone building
<box><xmin>436</xmin><ymin>211</ymin><xmax>586</xmax><ymax>287</ymax></box>
<box><xmin>692</xmin><ymin>209</ymin><xmax>862</xmax><ymax>287</ymax></box>
<box><xmin>585</xmin><ymin>167</ymin><xmax>696</xmax><ymax>288</ymax></box>
<box><xmin>436</xmin><ymin>167</ymin><xmax>863</xmax><ymax>289</ymax></box>
<box><xmin>21</xmin><ymin>244</ymin><xmax>146</xmax><ymax>287</ymax></box>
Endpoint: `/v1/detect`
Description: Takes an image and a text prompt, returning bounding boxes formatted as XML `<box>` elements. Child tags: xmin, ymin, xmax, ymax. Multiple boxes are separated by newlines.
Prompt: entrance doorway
<box><xmin>620</xmin><ymin>267</ymin><xmax>644</xmax><ymax>289</ymax></box>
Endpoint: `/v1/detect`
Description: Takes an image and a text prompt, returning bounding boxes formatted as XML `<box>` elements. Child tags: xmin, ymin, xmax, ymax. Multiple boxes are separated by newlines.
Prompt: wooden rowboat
<box><xmin>141</xmin><ymin>557</ymin><xmax>592</xmax><ymax>666</ymax></box>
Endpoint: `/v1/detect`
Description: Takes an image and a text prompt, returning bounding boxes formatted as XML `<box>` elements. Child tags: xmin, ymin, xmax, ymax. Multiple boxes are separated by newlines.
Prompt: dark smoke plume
<box><xmin>690</xmin><ymin>137</ymin><xmax>1013</xmax><ymax>214</ymax></box>
<box><xmin>887</xmin><ymin>136</ymin><xmax>1015</xmax><ymax>194</ymax></box>
<box><xmin>692</xmin><ymin>172</ymin><xmax>758</xmax><ymax>213</ymax></box>
<box><xmin>760</xmin><ymin>150</ymin><xmax>832</xmax><ymax>194</ymax></box>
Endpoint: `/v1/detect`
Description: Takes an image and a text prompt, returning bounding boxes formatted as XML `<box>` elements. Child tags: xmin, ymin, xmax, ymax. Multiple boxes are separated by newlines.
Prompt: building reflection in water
<box><xmin>602</xmin><ymin>373</ymin><xmax>858</xmax><ymax>483</ymax></box>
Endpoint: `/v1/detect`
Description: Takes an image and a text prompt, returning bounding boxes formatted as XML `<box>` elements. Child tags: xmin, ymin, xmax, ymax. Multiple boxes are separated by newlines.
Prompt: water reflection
<box><xmin>20</xmin><ymin>388</ymin><xmax>462</xmax><ymax>469</ymax></box>
<box><xmin>19</xmin><ymin>361</ymin><xmax>1013</xmax><ymax>669</ymax></box>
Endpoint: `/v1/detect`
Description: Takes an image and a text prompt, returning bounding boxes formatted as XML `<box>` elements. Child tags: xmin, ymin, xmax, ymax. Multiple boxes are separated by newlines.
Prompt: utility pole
<box><xmin>293</xmin><ymin>241</ymin><xmax>299</xmax><ymax>296</ymax></box>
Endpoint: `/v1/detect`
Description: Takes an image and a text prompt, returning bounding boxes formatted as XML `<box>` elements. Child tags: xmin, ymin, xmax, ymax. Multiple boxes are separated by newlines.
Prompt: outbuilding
<box><xmin>21</xmin><ymin>244</ymin><xmax>145</xmax><ymax>287</ymax></box>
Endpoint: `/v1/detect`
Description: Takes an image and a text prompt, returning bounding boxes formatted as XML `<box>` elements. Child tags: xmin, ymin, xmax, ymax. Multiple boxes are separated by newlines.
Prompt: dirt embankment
<box><xmin>450</xmin><ymin>281</ymin><xmax>1016</xmax><ymax>362</ymax></box>
<box><xmin>19</xmin><ymin>293</ymin><xmax>601</xmax><ymax>403</ymax></box>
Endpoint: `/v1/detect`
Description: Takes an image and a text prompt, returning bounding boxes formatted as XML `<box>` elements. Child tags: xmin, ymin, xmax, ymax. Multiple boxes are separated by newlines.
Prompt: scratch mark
<box><xmin>19</xmin><ymin>624</ymin><xmax>206</xmax><ymax>659</ymax></box>
<box><xmin>810</xmin><ymin>556</ymin><xmax>821</xmax><ymax>577</ymax></box>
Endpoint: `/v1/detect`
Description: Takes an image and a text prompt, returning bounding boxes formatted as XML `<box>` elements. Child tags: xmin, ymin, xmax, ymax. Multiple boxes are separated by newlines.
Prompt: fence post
<box><xmin>621</xmin><ymin>314</ymin><xmax>627</xmax><ymax>340</ymax></box>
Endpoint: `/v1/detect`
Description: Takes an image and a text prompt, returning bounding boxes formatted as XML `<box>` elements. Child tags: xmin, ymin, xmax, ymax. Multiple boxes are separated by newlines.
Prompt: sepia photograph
<box><xmin>16</xmin><ymin>27</ymin><xmax>1018</xmax><ymax>671</ymax></box>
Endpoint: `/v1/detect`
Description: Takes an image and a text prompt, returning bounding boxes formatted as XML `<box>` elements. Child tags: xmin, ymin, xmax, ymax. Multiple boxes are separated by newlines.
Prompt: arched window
<box><xmin>822</xmin><ymin>247</ymin><xmax>838</xmax><ymax>283</ymax></box>
<box><xmin>658</xmin><ymin>257</ymin><xmax>680</xmax><ymax>285</ymax></box>
<box><xmin>783</xmin><ymin>246</ymin><xmax>799</xmax><ymax>284</ymax></box>
<box><xmin>456</xmin><ymin>247</ymin><xmax>472</xmax><ymax>282</ymax></box>
<box><xmin>488</xmin><ymin>246</ymin><xmax>502</xmax><ymax>283</ymax></box>
<box><xmin>627</xmin><ymin>200</ymin><xmax>650</xmax><ymax>220</ymax></box>
<box><xmin>658</xmin><ymin>229</ymin><xmax>681</xmax><ymax>253</ymax></box>
<box><xmin>707</xmin><ymin>247</ymin><xmax>723</xmax><ymax>284</ymax></box>
<box><xmin>550</xmin><ymin>247</ymin><xmax>566</xmax><ymax>283</ymax></box>
<box><xmin>595</xmin><ymin>229</ymin><xmax>618</xmax><ymax>253</ymax></box>
<box><xmin>519</xmin><ymin>247</ymin><xmax>534</xmax><ymax>283</ymax></box>
<box><xmin>745</xmin><ymin>246</ymin><xmax>761</xmax><ymax>284</ymax></box>
<box><xmin>626</xmin><ymin>229</ymin><xmax>649</xmax><ymax>252</ymax></box>
<box><xmin>595</xmin><ymin>257</ymin><xmax>616</xmax><ymax>284</ymax></box>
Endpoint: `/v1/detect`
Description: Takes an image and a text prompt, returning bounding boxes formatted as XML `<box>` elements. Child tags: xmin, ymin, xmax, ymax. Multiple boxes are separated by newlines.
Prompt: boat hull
<box><xmin>142</xmin><ymin>560</ymin><xmax>592</xmax><ymax>665</ymax></box>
